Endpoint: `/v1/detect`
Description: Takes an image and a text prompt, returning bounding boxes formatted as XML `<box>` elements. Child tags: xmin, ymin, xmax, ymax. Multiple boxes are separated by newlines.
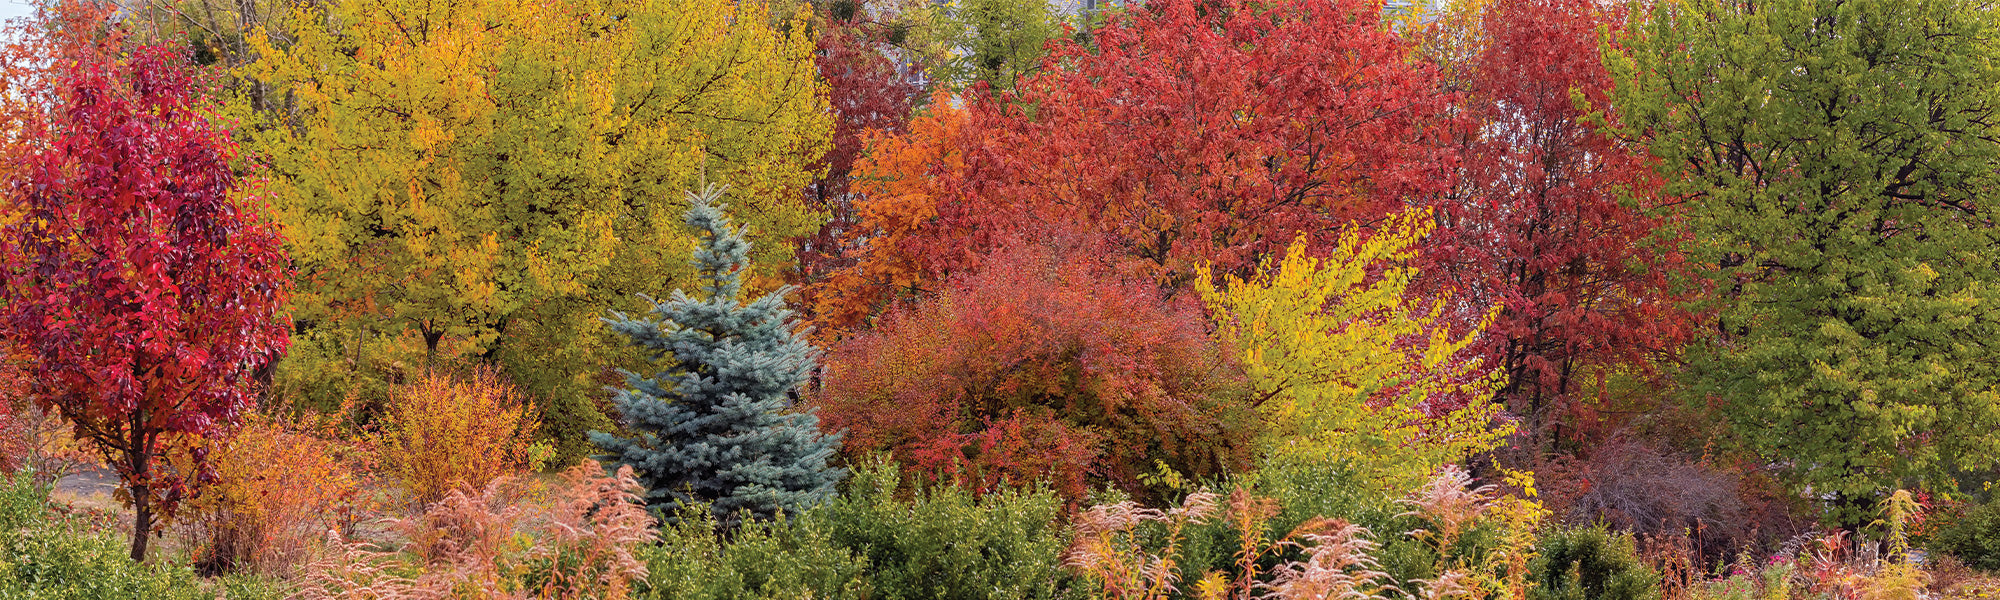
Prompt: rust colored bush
<box><xmin>814</xmin><ymin>242</ymin><xmax>1258</xmax><ymax>500</ymax></box>
<box><xmin>377</xmin><ymin>368</ymin><xmax>542</xmax><ymax>506</ymax></box>
<box><xmin>176</xmin><ymin>414</ymin><xmax>374</xmax><ymax>576</ymax></box>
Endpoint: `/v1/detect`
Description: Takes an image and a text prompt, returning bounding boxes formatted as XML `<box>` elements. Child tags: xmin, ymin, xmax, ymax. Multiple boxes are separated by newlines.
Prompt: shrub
<box><xmin>377</xmin><ymin>367</ymin><xmax>542</xmax><ymax>505</ymax></box>
<box><xmin>0</xmin><ymin>472</ymin><xmax>211</xmax><ymax>600</ymax></box>
<box><xmin>819</xmin><ymin>461</ymin><xmax>1083</xmax><ymax>600</ymax></box>
<box><xmin>1527</xmin><ymin>526</ymin><xmax>1661</xmax><ymax>600</ymax></box>
<box><xmin>640</xmin><ymin>508</ymin><xmax>872</xmax><ymax>600</ymax></box>
<box><xmin>816</xmin><ymin>241</ymin><xmax>1258</xmax><ymax>501</ymax></box>
<box><xmin>175</xmin><ymin>413</ymin><xmax>373</xmax><ymax>577</ymax></box>
<box><xmin>1932</xmin><ymin>497</ymin><xmax>2000</xmax><ymax>572</ymax></box>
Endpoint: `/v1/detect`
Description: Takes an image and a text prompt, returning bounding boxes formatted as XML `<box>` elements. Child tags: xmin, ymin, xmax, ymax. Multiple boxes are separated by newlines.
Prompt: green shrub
<box><xmin>0</xmin><ymin>472</ymin><xmax>211</xmax><ymax>600</ymax></box>
<box><xmin>1932</xmin><ymin>498</ymin><xmax>2000</xmax><ymax>571</ymax></box>
<box><xmin>817</xmin><ymin>463</ymin><xmax>1083</xmax><ymax>600</ymax></box>
<box><xmin>640</xmin><ymin>507</ymin><xmax>871</xmax><ymax>600</ymax></box>
<box><xmin>1528</xmin><ymin>526</ymin><xmax>1660</xmax><ymax>600</ymax></box>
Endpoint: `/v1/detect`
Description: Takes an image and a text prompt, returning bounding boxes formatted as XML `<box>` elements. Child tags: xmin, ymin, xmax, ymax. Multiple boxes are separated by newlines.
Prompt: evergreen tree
<box><xmin>591</xmin><ymin>186</ymin><xmax>844</xmax><ymax>524</ymax></box>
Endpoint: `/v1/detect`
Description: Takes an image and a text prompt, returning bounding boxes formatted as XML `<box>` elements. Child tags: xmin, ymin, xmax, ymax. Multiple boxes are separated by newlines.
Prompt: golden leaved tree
<box><xmin>235</xmin><ymin>0</ymin><xmax>831</xmax><ymax>461</ymax></box>
<box><xmin>1196</xmin><ymin>209</ymin><xmax>1511</xmax><ymax>490</ymax></box>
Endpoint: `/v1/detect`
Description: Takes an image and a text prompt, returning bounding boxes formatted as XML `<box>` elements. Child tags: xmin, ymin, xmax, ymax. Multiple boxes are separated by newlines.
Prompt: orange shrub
<box><xmin>378</xmin><ymin>368</ymin><xmax>542</xmax><ymax>505</ymax></box>
<box><xmin>177</xmin><ymin>414</ymin><xmax>373</xmax><ymax>576</ymax></box>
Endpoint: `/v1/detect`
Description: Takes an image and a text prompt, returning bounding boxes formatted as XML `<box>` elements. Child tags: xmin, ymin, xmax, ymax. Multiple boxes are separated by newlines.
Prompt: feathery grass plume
<box><xmin>1067</xmin><ymin>491</ymin><xmax>1220</xmax><ymax>599</ymax></box>
<box><xmin>1398</xmin><ymin>464</ymin><xmax>1498</xmax><ymax>552</ymax></box>
<box><xmin>1255</xmin><ymin>519</ymin><xmax>1396</xmax><ymax>600</ymax></box>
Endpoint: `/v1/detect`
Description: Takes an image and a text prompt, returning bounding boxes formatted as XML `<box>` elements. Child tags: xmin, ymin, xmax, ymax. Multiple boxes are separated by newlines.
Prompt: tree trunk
<box><xmin>129</xmin><ymin>486</ymin><xmax>152</xmax><ymax>562</ymax></box>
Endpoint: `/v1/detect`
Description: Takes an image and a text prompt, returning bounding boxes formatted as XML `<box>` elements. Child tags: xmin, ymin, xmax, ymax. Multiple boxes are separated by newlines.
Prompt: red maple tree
<box><xmin>1421</xmin><ymin>0</ymin><xmax>1694</xmax><ymax>447</ymax></box>
<box><xmin>0</xmin><ymin>3</ymin><xmax>291</xmax><ymax>561</ymax></box>
<box><xmin>813</xmin><ymin>0</ymin><xmax>1456</xmax><ymax>330</ymax></box>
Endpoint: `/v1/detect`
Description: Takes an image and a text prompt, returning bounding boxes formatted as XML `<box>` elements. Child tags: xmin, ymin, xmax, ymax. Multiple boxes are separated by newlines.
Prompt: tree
<box><xmin>237</xmin><ymin>0</ymin><xmax>833</xmax><ymax>461</ymax></box>
<box><xmin>1196</xmin><ymin>209</ymin><xmax>1507</xmax><ymax>491</ymax></box>
<box><xmin>814</xmin><ymin>238</ymin><xmax>1258</xmax><ymax>500</ymax></box>
<box><xmin>1611</xmin><ymin>0</ymin><xmax>2000</xmax><ymax>517</ymax></box>
<box><xmin>794</xmin><ymin>3</ymin><xmax>925</xmax><ymax>310</ymax></box>
<box><xmin>592</xmin><ymin>187</ymin><xmax>844</xmax><ymax>525</ymax></box>
<box><xmin>1422</xmin><ymin>0</ymin><xmax>1693</xmax><ymax>449</ymax></box>
<box><xmin>813</xmin><ymin>0</ymin><xmax>1455</xmax><ymax>331</ymax></box>
<box><xmin>0</xmin><ymin>3</ymin><xmax>291</xmax><ymax>561</ymax></box>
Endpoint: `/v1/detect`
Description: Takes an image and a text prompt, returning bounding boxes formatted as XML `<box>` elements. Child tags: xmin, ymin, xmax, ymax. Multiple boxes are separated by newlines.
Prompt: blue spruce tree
<box><xmin>591</xmin><ymin>186</ymin><xmax>844</xmax><ymax>524</ymax></box>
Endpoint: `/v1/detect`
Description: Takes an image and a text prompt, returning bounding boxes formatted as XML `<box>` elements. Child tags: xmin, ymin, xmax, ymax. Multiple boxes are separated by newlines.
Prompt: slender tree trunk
<box><xmin>130</xmin><ymin>486</ymin><xmax>152</xmax><ymax>562</ymax></box>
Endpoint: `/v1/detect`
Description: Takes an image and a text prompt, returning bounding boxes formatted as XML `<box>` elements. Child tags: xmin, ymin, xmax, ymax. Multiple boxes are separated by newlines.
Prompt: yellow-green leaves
<box><xmin>1197</xmin><ymin>209</ymin><xmax>1509</xmax><ymax>491</ymax></box>
<box><xmin>239</xmin><ymin>0</ymin><xmax>832</xmax><ymax>460</ymax></box>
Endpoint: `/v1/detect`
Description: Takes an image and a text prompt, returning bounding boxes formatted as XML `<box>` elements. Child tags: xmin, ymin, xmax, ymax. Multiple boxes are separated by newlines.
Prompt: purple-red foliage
<box><xmin>813</xmin><ymin>241</ymin><xmax>1257</xmax><ymax>500</ymax></box>
<box><xmin>0</xmin><ymin>1</ymin><xmax>290</xmax><ymax>561</ymax></box>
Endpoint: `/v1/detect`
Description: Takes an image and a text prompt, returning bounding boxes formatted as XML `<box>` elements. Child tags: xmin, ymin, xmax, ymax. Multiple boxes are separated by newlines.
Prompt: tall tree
<box><xmin>813</xmin><ymin>0</ymin><xmax>1455</xmax><ymax>330</ymax></box>
<box><xmin>237</xmin><ymin>0</ymin><xmax>833</xmax><ymax>460</ymax></box>
<box><xmin>1612</xmin><ymin>0</ymin><xmax>2000</xmax><ymax>517</ymax></box>
<box><xmin>593</xmin><ymin>187</ymin><xmax>844</xmax><ymax>525</ymax></box>
<box><xmin>1424</xmin><ymin>0</ymin><xmax>1693</xmax><ymax>449</ymax></box>
<box><xmin>0</xmin><ymin>2</ymin><xmax>291</xmax><ymax>561</ymax></box>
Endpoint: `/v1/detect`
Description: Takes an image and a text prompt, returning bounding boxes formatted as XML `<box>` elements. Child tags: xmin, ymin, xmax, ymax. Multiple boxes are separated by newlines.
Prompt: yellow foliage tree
<box><xmin>233</xmin><ymin>0</ymin><xmax>832</xmax><ymax>460</ymax></box>
<box><xmin>1196</xmin><ymin>209</ymin><xmax>1511</xmax><ymax>490</ymax></box>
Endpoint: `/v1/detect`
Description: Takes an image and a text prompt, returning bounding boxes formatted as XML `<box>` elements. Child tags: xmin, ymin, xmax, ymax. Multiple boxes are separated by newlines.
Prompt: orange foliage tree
<box><xmin>813</xmin><ymin>242</ymin><xmax>1259</xmax><ymax>500</ymax></box>
<box><xmin>375</xmin><ymin>369</ymin><xmax>543</xmax><ymax>506</ymax></box>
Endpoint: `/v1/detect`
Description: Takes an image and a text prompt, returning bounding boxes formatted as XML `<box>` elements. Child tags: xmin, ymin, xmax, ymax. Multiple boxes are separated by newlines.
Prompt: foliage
<box><xmin>640</xmin><ymin>506</ymin><xmax>872</xmax><ymax>600</ymax></box>
<box><xmin>1196</xmin><ymin>211</ymin><xmax>1507</xmax><ymax>491</ymax></box>
<box><xmin>815</xmin><ymin>0</ymin><xmax>1455</xmax><ymax>329</ymax></box>
<box><xmin>794</xmin><ymin>3</ymin><xmax>925</xmax><ymax>302</ymax></box>
<box><xmin>593</xmin><ymin>187</ymin><xmax>844</xmax><ymax>526</ymax></box>
<box><xmin>378</xmin><ymin>368</ymin><xmax>543</xmax><ymax>507</ymax></box>
<box><xmin>0</xmin><ymin>472</ymin><xmax>212</xmax><ymax>600</ymax></box>
<box><xmin>1527</xmin><ymin>526</ymin><xmax>1660</xmax><ymax>600</ymax></box>
<box><xmin>1423</xmin><ymin>0</ymin><xmax>1693</xmax><ymax>448</ymax></box>
<box><xmin>294</xmin><ymin>461</ymin><xmax>655</xmax><ymax>600</ymax></box>
<box><xmin>915</xmin><ymin>0</ymin><xmax>1063</xmax><ymax>93</ymax></box>
<box><xmin>1610</xmin><ymin>0</ymin><xmax>2000</xmax><ymax>516</ymax></box>
<box><xmin>0</xmin><ymin>0</ymin><xmax>291</xmax><ymax>561</ymax></box>
<box><xmin>1069</xmin><ymin>466</ymin><xmax>1544</xmax><ymax>600</ymax></box>
<box><xmin>816</xmin><ymin>241</ymin><xmax>1257</xmax><ymax>500</ymax></box>
<box><xmin>817</xmin><ymin>462</ymin><xmax>1081</xmax><ymax>600</ymax></box>
<box><xmin>240</xmin><ymin>0</ymin><xmax>833</xmax><ymax>462</ymax></box>
<box><xmin>175</xmin><ymin>413</ymin><xmax>374</xmax><ymax>577</ymax></box>
<box><xmin>1931</xmin><ymin>498</ymin><xmax>2000</xmax><ymax>572</ymax></box>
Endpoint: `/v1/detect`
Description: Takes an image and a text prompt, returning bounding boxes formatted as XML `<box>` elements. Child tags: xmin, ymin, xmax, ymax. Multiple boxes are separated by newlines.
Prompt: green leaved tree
<box><xmin>592</xmin><ymin>187</ymin><xmax>844</xmax><ymax>525</ymax></box>
<box><xmin>1611</xmin><ymin>0</ymin><xmax>2000</xmax><ymax>520</ymax></box>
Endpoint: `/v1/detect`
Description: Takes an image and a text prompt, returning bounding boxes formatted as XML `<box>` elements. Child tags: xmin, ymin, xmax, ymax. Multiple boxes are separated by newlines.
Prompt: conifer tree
<box><xmin>591</xmin><ymin>187</ymin><xmax>843</xmax><ymax>524</ymax></box>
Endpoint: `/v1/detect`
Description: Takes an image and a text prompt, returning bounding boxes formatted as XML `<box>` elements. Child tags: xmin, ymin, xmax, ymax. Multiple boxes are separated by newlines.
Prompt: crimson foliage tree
<box><xmin>0</xmin><ymin>5</ymin><xmax>290</xmax><ymax>561</ymax></box>
<box><xmin>813</xmin><ymin>0</ymin><xmax>1454</xmax><ymax>329</ymax></box>
<box><xmin>1423</xmin><ymin>0</ymin><xmax>1693</xmax><ymax>447</ymax></box>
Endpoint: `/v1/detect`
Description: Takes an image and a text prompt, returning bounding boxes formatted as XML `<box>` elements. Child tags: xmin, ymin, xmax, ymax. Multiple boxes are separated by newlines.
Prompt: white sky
<box><xmin>0</xmin><ymin>0</ymin><xmax>33</xmax><ymax>30</ymax></box>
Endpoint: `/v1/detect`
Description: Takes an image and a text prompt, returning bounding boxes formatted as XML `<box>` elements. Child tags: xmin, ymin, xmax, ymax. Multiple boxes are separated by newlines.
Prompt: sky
<box><xmin>0</xmin><ymin>0</ymin><xmax>31</xmax><ymax>30</ymax></box>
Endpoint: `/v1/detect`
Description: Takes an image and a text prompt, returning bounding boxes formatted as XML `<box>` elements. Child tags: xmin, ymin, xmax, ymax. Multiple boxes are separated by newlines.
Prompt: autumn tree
<box><xmin>814</xmin><ymin>0</ymin><xmax>1455</xmax><ymax>330</ymax></box>
<box><xmin>794</xmin><ymin>1</ymin><xmax>924</xmax><ymax>303</ymax></box>
<box><xmin>1422</xmin><ymin>0</ymin><xmax>1693</xmax><ymax>449</ymax></box>
<box><xmin>1612</xmin><ymin>0</ymin><xmax>2000</xmax><ymax>517</ymax></box>
<box><xmin>0</xmin><ymin>3</ymin><xmax>291</xmax><ymax>561</ymax></box>
<box><xmin>593</xmin><ymin>188</ymin><xmax>844</xmax><ymax>525</ymax></box>
<box><xmin>814</xmin><ymin>237</ymin><xmax>1258</xmax><ymax>500</ymax></box>
<box><xmin>238</xmin><ymin>0</ymin><xmax>832</xmax><ymax>461</ymax></box>
<box><xmin>1197</xmin><ymin>210</ymin><xmax>1507</xmax><ymax>491</ymax></box>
